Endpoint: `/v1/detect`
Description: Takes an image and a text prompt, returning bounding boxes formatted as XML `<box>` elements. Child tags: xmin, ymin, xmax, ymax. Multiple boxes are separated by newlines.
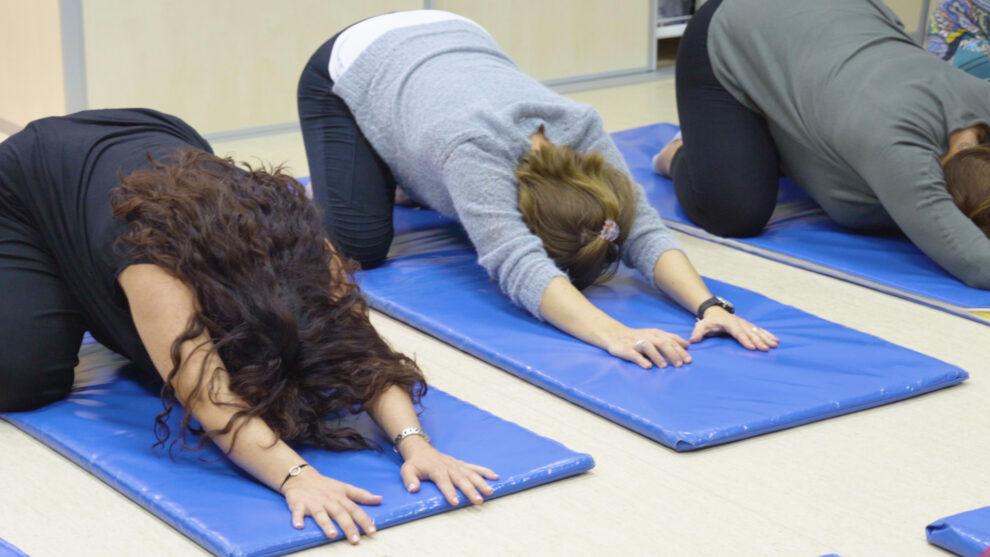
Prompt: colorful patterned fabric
<box><xmin>926</xmin><ymin>0</ymin><xmax>990</xmax><ymax>78</ymax></box>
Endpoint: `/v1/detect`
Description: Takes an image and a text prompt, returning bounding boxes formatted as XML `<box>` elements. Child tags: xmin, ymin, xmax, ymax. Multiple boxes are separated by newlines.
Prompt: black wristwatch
<box><xmin>696</xmin><ymin>295</ymin><xmax>734</xmax><ymax>320</ymax></box>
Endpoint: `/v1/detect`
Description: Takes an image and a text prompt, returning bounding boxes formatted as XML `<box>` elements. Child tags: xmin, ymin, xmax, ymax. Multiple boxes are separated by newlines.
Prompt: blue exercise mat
<box><xmin>2</xmin><ymin>340</ymin><xmax>593</xmax><ymax>557</ymax></box>
<box><xmin>612</xmin><ymin>123</ymin><xmax>990</xmax><ymax>324</ymax></box>
<box><xmin>928</xmin><ymin>507</ymin><xmax>990</xmax><ymax>557</ymax></box>
<box><xmin>0</xmin><ymin>538</ymin><xmax>27</xmax><ymax>557</ymax></box>
<box><xmin>352</xmin><ymin>203</ymin><xmax>968</xmax><ymax>450</ymax></box>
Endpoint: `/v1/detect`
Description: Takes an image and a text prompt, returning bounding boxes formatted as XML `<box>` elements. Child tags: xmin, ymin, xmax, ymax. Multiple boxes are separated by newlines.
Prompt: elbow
<box><xmin>945</xmin><ymin>257</ymin><xmax>990</xmax><ymax>290</ymax></box>
<box><xmin>959</xmin><ymin>270</ymin><xmax>990</xmax><ymax>290</ymax></box>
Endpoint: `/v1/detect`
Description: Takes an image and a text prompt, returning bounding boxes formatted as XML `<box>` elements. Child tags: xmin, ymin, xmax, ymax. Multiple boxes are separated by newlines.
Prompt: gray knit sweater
<box><xmin>333</xmin><ymin>20</ymin><xmax>679</xmax><ymax>316</ymax></box>
<box><xmin>709</xmin><ymin>0</ymin><xmax>990</xmax><ymax>288</ymax></box>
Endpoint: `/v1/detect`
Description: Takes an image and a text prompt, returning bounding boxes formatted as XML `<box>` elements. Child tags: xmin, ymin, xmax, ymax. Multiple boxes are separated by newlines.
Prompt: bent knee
<box><xmin>329</xmin><ymin>230</ymin><xmax>393</xmax><ymax>270</ymax></box>
<box><xmin>678</xmin><ymin>198</ymin><xmax>771</xmax><ymax>238</ymax></box>
<box><xmin>673</xmin><ymin>178</ymin><xmax>776</xmax><ymax>239</ymax></box>
<box><xmin>353</xmin><ymin>249</ymin><xmax>388</xmax><ymax>270</ymax></box>
<box><xmin>0</xmin><ymin>372</ymin><xmax>73</xmax><ymax>412</ymax></box>
<box><xmin>699</xmin><ymin>212</ymin><xmax>770</xmax><ymax>238</ymax></box>
<box><xmin>0</xmin><ymin>354</ymin><xmax>74</xmax><ymax>412</ymax></box>
<box><xmin>333</xmin><ymin>240</ymin><xmax>390</xmax><ymax>269</ymax></box>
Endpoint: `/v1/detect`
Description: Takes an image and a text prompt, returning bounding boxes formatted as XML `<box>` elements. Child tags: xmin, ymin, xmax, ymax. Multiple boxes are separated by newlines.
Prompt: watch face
<box><xmin>715</xmin><ymin>296</ymin><xmax>734</xmax><ymax>311</ymax></box>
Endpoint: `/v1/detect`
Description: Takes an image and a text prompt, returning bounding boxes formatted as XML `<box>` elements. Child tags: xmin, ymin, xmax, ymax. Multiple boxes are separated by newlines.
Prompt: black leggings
<box><xmin>0</xmin><ymin>144</ymin><xmax>83</xmax><ymax>412</ymax></box>
<box><xmin>297</xmin><ymin>34</ymin><xmax>396</xmax><ymax>269</ymax></box>
<box><xmin>671</xmin><ymin>0</ymin><xmax>781</xmax><ymax>237</ymax></box>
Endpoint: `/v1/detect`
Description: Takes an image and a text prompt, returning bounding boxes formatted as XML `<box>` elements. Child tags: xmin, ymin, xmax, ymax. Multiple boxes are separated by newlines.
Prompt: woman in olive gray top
<box><xmin>654</xmin><ymin>0</ymin><xmax>990</xmax><ymax>288</ymax></box>
<box><xmin>298</xmin><ymin>10</ymin><xmax>779</xmax><ymax>370</ymax></box>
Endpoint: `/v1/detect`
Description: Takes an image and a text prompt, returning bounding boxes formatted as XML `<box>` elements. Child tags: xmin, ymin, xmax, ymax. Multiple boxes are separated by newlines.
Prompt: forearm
<box><xmin>222</xmin><ymin>425</ymin><xmax>307</xmax><ymax>492</ymax></box>
<box><xmin>539</xmin><ymin>272</ymin><xmax>694</xmax><ymax>369</ymax></box>
<box><xmin>538</xmin><ymin>252</ymin><xmax>713</xmax><ymax>343</ymax></box>
<box><xmin>867</xmin><ymin>147</ymin><xmax>990</xmax><ymax>289</ymax></box>
<box><xmin>176</xmin><ymin>344</ymin><xmax>311</xmax><ymax>492</ymax></box>
<box><xmin>538</xmin><ymin>276</ymin><xmax>626</xmax><ymax>349</ymax></box>
<box><xmin>651</xmin><ymin>249</ymin><xmax>712</xmax><ymax>315</ymax></box>
<box><xmin>121</xmin><ymin>264</ymin><xmax>311</xmax><ymax>492</ymax></box>
<box><xmin>365</xmin><ymin>384</ymin><xmax>429</xmax><ymax>459</ymax></box>
<box><xmin>540</xmin><ymin>245</ymin><xmax>774</xmax><ymax>363</ymax></box>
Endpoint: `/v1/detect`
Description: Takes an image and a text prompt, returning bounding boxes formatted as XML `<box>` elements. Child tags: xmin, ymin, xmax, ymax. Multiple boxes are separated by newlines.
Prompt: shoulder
<box><xmin>444</xmin><ymin>134</ymin><xmax>525</xmax><ymax>172</ymax></box>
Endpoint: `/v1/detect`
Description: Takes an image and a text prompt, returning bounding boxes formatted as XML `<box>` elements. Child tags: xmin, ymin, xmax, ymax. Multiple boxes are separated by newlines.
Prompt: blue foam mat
<box><xmin>928</xmin><ymin>507</ymin><xmax>990</xmax><ymax>557</ymax></box>
<box><xmin>352</xmin><ymin>204</ymin><xmax>968</xmax><ymax>450</ymax></box>
<box><xmin>0</xmin><ymin>538</ymin><xmax>28</xmax><ymax>557</ymax></box>
<box><xmin>612</xmin><ymin>123</ymin><xmax>990</xmax><ymax>322</ymax></box>
<box><xmin>2</xmin><ymin>341</ymin><xmax>593</xmax><ymax>557</ymax></box>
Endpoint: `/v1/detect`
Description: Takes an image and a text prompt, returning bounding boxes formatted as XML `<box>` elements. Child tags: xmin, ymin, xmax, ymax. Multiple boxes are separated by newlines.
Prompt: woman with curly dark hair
<box><xmin>0</xmin><ymin>108</ymin><xmax>496</xmax><ymax>544</ymax></box>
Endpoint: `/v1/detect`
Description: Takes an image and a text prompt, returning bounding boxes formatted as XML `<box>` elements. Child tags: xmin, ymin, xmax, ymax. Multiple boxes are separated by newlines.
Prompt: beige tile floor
<box><xmin>1</xmin><ymin>78</ymin><xmax>988</xmax><ymax>556</ymax></box>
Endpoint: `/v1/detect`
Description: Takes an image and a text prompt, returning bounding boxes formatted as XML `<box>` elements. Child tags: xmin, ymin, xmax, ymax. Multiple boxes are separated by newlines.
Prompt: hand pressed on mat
<box><xmin>690</xmin><ymin>306</ymin><xmax>778</xmax><ymax>351</ymax></box>
<box><xmin>604</xmin><ymin>325</ymin><xmax>691</xmax><ymax>369</ymax></box>
<box><xmin>397</xmin><ymin>435</ymin><xmax>499</xmax><ymax>506</ymax></box>
<box><xmin>281</xmin><ymin>438</ymin><xmax>499</xmax><ymax>543</ymax></box>
<box><xmin>283</xmin><ymin>468</ymin><xmax>381</xmax><ymax>543</ymax></box>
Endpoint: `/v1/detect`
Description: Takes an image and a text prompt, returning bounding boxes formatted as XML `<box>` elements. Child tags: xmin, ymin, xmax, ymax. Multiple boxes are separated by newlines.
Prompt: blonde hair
<box><xmin>943</xmin><ymin>145</ymin><xmax>990</xmax><ymax>238</ymax></box>
<box><xmin>516</xmin><ymin>143</ymin><xmax>637</xmax><ymax>289</ymax></box>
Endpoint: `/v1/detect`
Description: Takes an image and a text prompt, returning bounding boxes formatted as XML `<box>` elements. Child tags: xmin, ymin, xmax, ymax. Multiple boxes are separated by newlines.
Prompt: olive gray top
<box><xmin>333</xmin><ymin>19</ymin><xmax>679</xmax><ymax>316</ymax></box>
<box><xmin>709</xmin><ymin>0</ymin><xmax>990</xmax><ymax>287</ymax></box>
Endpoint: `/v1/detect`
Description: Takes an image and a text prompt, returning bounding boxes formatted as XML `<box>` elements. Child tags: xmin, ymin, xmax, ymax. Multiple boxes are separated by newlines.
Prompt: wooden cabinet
<box><xmin>79</xmin><ymin>0</ymin><xmax>419</xmax><ymax>135</ymax></box>
<box><xmin>0</xmin><ymin>0</ymin><xmax>65</xmax><ymax>128</ymax></box>
<box><xmin>434</xmin><ymin>0</ymin><xmax>652</xmax><ymax>83</ymax></box>
<box><xmin>3</xmin><ymin>0</ymin><xmax>656</xmax><ymax>134</ymax></box>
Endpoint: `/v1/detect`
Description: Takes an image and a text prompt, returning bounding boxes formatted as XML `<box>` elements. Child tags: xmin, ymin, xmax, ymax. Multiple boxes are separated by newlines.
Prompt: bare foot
<box><xmin>395</xmin><ymin>185</ymin><xmax>415</xmax><ymax>206</ymax></box>
<box><xmin>652</xmin><ymin>139</ymin><xmax>683</xmax><ymax>177</ymax></box>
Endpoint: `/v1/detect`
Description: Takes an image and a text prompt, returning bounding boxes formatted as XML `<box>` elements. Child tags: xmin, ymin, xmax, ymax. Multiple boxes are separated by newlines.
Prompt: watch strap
<box><xmin>696</xmin><ymin>296</ymin><xmax>733</xmax><ymax>320</ymax></box>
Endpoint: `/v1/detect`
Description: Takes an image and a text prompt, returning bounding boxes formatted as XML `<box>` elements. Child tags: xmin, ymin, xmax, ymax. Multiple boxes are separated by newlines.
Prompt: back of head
<box><xmin>943</xmin><ymin>145</ymin><xmax>990</xmax><ymax>238</ymax></box>
<box><xmin>111</xmin><ymin>149</ymin><xmax>425</xmax><ymax>452</ymax></box>
<box><xmin>516</xmin><ymin>143</ymin><xmax>637</xmax><ymax>289</ymax></box>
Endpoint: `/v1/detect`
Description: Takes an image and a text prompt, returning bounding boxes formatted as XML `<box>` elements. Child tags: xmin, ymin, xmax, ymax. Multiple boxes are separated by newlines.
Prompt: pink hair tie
<box><xmin>598</xmin><ymin>219</ymin><xmax>620</xmax><ymax>242</ymax></box>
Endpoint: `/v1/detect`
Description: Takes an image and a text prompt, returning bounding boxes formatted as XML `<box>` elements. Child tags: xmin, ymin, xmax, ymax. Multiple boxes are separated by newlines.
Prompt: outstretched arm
<box><xmin>120</xmin><ymin>263</ymin><xmax>380</xmax><ymax>543</ymax></box>
<box><xmin>539</xmin><ymin>275</ymin><xmax>690</xmax><ymax>369</ymax></box>
<box><xmin>539</xmin><ymin>250</ymin><xmax>777</xmax><ymax>369</ymax></box>
<box><xmin>651</xmin><ymin>249</ymin><xmax>779</xmax><ymax>351</ymax></box>
<box><xmin>859</xmin><ymin>144</ymin><xmax>990</xmax><ymax>289</ymax></box>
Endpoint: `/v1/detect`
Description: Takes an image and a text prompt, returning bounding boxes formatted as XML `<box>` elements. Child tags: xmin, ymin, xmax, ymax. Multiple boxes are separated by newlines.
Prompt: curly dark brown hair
<box><xmin>111</xmin><ymin>149</ymin><xmax>425</xmax><ymax>451</ymax></box>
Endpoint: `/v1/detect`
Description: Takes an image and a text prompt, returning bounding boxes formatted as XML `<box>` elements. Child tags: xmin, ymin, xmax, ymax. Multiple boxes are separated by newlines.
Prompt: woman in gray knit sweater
<box><xmin>654</xmin><ymin>0</ymin><xmax>990</xmax><ymax>288</ymax></box>
<box><xmin>298</xmin><ymin>10</ymin><xmax>778</xmax><ymax>370</ymax></box>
